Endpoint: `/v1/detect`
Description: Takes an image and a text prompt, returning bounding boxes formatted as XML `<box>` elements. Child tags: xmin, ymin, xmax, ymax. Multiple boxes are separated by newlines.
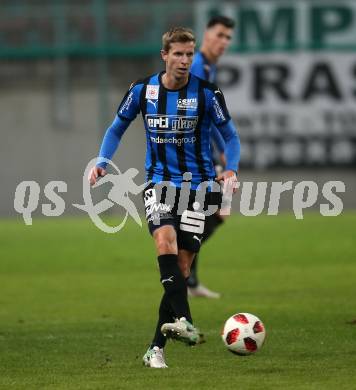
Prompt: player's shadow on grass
<box><xmin>346</xmin><ymin>319</ymin><xmax>356</xmax><ymax>325</ymax></box>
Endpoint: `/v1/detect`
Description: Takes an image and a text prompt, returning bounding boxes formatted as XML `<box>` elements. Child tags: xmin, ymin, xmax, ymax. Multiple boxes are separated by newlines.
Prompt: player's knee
<box><xmin>154</xmin><ymin>227</ymin><xmax>177</xmax><ymax>255</ymax></box>
<box><xmin>156</xmin><ymin>236</ymin><xmax>177</xmax><ymax>255</ymax></box>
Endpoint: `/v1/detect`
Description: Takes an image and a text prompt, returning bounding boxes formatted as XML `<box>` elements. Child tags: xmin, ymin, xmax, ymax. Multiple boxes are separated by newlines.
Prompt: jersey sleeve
<box><xmin>206</xmin><ymin>87</ymin><xmax>231</xmax><ymax>126</ymax></box>
<box><xmin>211</xmin><ymin>124</ymin><xmax>225</xmax><ymax>153</ymax></box>
<box><xmin>116</xmin><ymin>82</ymin><xmax>143</xmax><ymax>121</ymax></box>
<box><xmin>96</xmin><ymin>115</ymin><xmax>131</xmax><ymax>168</ymax></box>
<box><xmin>215</xmin><ymin>120</ymin><xmax>240</xmax><ymax>172</ymax></box>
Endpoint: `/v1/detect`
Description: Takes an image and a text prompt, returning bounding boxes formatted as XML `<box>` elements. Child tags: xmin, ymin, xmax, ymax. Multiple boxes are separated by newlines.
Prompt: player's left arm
<box><xmin>207</xmin><ymin>87</ymin><xmax>240</xmax><ymax>189</ymax></box>
<box><xmin>211</xmin><ymin>124</ymin><xmax>227</xmax><ymax>167</ymax></box>
<box><xmin>215</xmin><ymin>120</ymin><xmax>240</xmax><ymax>173</ymax></box>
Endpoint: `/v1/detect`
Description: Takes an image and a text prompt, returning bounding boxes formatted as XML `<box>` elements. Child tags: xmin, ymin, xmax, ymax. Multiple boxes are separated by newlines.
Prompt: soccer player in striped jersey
<box><xmin>88</xmin><ymin>27</ymin><xmax>240</xmax><ymax>368</ymax></box>
<box><xmin>188</xmin><ymin>15</ymin><xmax>235</xmax><ymax>298</ymax></box>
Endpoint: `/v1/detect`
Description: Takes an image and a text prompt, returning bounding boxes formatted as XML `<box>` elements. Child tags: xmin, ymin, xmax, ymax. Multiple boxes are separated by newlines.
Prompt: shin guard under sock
<box><xmin>158</xmin><ymin>254</ymin><xmax>192</xmax><ymax>323</ymax></box>
<box><xmin>151</xmin><ymin>293</ymin><xmax>173</xmax><ymax>349</ymax></box>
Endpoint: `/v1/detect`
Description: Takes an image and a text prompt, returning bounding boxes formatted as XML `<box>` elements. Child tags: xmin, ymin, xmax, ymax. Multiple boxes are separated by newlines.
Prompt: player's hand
<box><xmin>215</xmin><ymin>170</ymin><xmax>238</xmax><ymax>194</ymax></box>
<box><xmin>88</xmin><ymin>166</ymin><xmax>107</xmax><ymax>186</ymax></box>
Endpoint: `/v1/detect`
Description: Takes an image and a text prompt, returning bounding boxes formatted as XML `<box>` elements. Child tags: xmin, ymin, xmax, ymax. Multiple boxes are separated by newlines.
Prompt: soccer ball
<box><xmin>221</xmin><ymin>313</ymin><xmax>266</xmax><ymax>355</ymax></box>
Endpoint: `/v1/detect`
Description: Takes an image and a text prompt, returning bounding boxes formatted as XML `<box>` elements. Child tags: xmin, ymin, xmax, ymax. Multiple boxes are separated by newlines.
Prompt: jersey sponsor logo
<box><xmin>119</xmin><ymin>91</ymin><xmax>133</xmax><ymax>115</ymax></box>
<box><xmin>145</xmin><ymin>114</ymin><xmax>198</xmax><ymax>133</ymax></box>
<box><xmin>145</xmin><ymin>202</ymin><xmax>172</xmax><ymax>217</ymax></box>
<box><xmin>179</xmin><ymin>210</ymin><xmax>205</xmax><ymax>234</ymax></box>
<box><xmin>177</xmin><ymin>98</ymin><xmax>198</xmax><ymax>110</ymax></box>
<box><xmin>147</xmin><ymin>115</ymin><xmax>169</xmax><ymax>130</ymax></box>
<box><xmin>144</xmin><ymin>188</ymin><xmax>157</xmax><ymax>207</ymax></box>
<box><xmin>146</xmin><ymin>85</ymin><xmax>159</xmax><ymax>100</ymax></box>
<box><xmin>212</xmin><ymin>96</ymin><xmax>226</xmax><ymax>122</ymax></box>
<box><xmin>150</xmin><ymin>135</ymin><xmax>197</xmax><ymax>146</ymax></box>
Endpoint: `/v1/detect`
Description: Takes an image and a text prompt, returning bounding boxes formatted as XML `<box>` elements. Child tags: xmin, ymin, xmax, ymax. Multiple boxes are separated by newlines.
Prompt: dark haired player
<box><xmin>188</xmin><ymin>15</ymin><xmax>236</xmax><ymax>298</ymax></box>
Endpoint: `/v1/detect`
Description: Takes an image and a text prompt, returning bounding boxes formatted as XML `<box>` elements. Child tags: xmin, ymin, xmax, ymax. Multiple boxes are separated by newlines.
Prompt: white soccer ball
<box><xmin>221</xmin><ymin>312</ymin><xmax>266</xmax><ymax>355</ymax></box>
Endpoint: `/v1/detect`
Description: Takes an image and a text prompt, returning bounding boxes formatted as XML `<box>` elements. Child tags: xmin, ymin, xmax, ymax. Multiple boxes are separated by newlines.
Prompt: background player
<box><xmin>188</xmin><ymin>15</ymin><xmax>236</xmax><ymax>298</ymax></box>
<box><xmin>88</xmin><ymin>27</ymin><xmax>240</xmax><ymax>368</ymax></box>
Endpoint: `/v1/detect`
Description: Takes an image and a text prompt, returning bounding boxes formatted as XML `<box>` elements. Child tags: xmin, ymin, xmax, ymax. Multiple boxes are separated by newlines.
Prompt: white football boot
<box><xmin>143</xmin><ymin>346</ymin><xmax>168</xmax><ymax>368</ymax></box>
<box><xmin>161</xmin><ymin>317</ymin><xmax>205</xmax><ymax>346</ymax></box>
<box><xmin>188</xmin><ymin>284</ymin><xmax>221</xmax><ymax>299</ymax></box>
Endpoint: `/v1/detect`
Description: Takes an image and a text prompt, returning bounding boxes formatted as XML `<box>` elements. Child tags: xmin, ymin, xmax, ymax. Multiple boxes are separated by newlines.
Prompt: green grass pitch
<box><xmin>0</xmin><ymin>213</ymin><xmax>356</xmax><ymax>389</ymax></box>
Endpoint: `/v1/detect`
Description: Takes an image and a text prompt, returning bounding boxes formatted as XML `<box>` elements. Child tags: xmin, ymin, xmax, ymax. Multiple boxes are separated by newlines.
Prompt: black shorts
<box><xmin>143</xmin><ymin>182</ymin><xmax>222</xmax><ymax>253</ymax></box>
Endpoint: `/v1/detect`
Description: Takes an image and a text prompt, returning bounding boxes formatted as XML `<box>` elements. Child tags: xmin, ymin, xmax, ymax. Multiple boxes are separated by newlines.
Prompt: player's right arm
<box><xmin>88</xmin><ymin>82</ymin><xmax>143</xmax><ymax>185</ymax></box>
<box><xmin>88</xmin><ymin>115</ymin><xmax>131</xmax><ymax>185</ymax></box>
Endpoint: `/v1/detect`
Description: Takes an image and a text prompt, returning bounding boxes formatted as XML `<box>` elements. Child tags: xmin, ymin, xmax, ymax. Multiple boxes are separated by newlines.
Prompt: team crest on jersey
<box><xmin>146</xmin><ymin>85</ymin><xmax>159</xmax><ymax>100</ymax></box>
<box><xmin>177</xmin><ymin>98</ymin><xmax>198</xmax><ymax>110</ymax></box>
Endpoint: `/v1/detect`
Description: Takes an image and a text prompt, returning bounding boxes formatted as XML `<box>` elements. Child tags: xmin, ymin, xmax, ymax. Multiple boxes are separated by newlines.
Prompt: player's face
<box><xmin>161</xmin><ymin>41</ymin><xmax>195</xmax><ymax>80</ymax></box>
<box><xmin>205</xmin><ymin>24</ymin><xmax>233</xmax><ymax>58</ymax></box>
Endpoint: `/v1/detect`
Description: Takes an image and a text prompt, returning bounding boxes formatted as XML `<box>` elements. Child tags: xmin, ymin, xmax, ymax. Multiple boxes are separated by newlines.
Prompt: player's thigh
<box><xmin>143</xmin><ymin>184</ymin><xmax>179</xmax><ymax>254</ymax></box>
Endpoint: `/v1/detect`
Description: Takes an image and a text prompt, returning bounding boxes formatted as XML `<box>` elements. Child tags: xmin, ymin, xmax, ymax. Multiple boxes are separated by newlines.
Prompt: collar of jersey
<box><xmin>199</xmin><ymin>51</ymin><xmax>210</xmax><ymax>66</ymax></box>
<box><xmin>199</xmin><ymin>51</ymin><xmax>217</xmax><ymax>68</ymax></box>
<box><xmin>159</xmin><ymin>71</ymin><xmax>191</xmax><ymax>92</ymax></box>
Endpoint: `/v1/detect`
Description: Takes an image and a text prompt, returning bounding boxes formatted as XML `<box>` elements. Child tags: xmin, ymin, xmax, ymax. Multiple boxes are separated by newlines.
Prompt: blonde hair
<box><xmin>162</xmin><ymin>27</ymin><xmax>196</xmax><ymax>52</ymax></box>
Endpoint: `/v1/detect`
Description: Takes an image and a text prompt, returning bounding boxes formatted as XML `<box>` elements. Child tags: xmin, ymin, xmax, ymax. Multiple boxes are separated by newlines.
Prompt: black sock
<box><xmin>158</xmin><ymin>254</ymin><xmax>192</xmax><ymax>323</ymax></box>
<box><xmin>151</xmin><ymin>293</ymin><xmax>174</xmax><ymax>349</ymax></box>
<box><xmin>187</xmin><ymin>214</ymin><xmax>223</xmax><ymax>288</ymax></box>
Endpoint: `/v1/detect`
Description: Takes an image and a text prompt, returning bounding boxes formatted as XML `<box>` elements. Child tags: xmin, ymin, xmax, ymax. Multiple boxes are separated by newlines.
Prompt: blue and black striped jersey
<box><xmin>116</xmin><ymin>72</ymin><xmax>233</xmax><ymax>189</ymax></box>
<box><xmin>190</xmin><ymin>51</ymin><xmax>217</xmax><ymax>83</ymax></box>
